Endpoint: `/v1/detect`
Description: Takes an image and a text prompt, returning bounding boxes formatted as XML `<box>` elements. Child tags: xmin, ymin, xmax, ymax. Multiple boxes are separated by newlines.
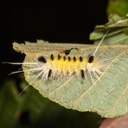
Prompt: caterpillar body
<box><xmin>24</xmin><ymin>52</ymin><xmax>102</xmax><ymax>80</ymax></box>
<box><xmin>13</xmin><ymin>31</ymin><xmax>108</xmax><ymax>83</ymax></box>
<box><xmin>14</xmin><ymin>40</ymin><xmax>105</xmax><ymax>86</ymax></box>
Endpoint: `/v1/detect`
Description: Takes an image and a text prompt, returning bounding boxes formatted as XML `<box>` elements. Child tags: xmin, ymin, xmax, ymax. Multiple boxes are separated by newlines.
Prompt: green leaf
<box><xmin>107</xmin><ymin>0</ymin><xmax>128</xmax><ymax>16</ymax></box>
<box><xmin>0</xmin><ymin>80</ymin><xmax>19</xmax><ymax>128</ymax></box>
<box><xmin>90</xmin><ymin>14</ymin><xmax>128</xmax><ymax>44</ymax></box>
<box><xmin>13</xmin><ymin>40</ymin><xmax>128</xmax><ymax>118</ymax></box>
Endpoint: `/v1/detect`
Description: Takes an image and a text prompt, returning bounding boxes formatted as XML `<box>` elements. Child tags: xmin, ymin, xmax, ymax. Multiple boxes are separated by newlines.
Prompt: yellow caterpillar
<box><xmin>12</xmin><ymin>31</ymin><xmax>108</xmax><ymax>83</ymax></box>
<box><xmin>29</xmin><ymin>52</ymin><xmax>101</xmax><ymax>80</ymax></box>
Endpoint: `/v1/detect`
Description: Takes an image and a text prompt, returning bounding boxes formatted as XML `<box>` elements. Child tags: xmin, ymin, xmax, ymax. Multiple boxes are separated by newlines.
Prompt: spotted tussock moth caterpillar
<box><xmin>5</xmin><ymin>30</ymin><xmax>109</xmax><ymax>93</ymax></box>
<box><xmin>35</xmin><ymin>28</ymin><xmax>108</xmax><ymax>81</ymax></box>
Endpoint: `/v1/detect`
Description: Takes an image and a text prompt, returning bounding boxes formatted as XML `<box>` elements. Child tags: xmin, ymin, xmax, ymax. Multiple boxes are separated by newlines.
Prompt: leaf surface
<box><xmin>13</xmin><ymin>41</ymin><xmax>128</xmax><ymax>118</ymax></box>
<box><xmin>107</xmin><ymin>0</ymin><xmax>128</xmax><ymax>16</ymax></box>
<box><xmin>90</xmin><ymin>14</ymin><xmax>128</xmax><ymax>45</ymax></box>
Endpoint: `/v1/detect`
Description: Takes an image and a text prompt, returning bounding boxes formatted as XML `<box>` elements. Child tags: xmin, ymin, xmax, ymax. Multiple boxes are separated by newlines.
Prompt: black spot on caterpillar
<box><xmin>88</xmin><ymin>55</ymin><xmax>94</xmax><ymax>63</ymax></box>
<box><xmin>48</xmin><ymin>69</ymin><xmax>52</xmax><ymax>78</ymax></box>
<box><xmin>50</xmin><ymin>54</ymin><xmax>54</xmax><ymax>60</ymax></box>
<box><xmin>38</xmin><ymin>56</ymin><xmax>47</xmax><ymax>63</ymax></box>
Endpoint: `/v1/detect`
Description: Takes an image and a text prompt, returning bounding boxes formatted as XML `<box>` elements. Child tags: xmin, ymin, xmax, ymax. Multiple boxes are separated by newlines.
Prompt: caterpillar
<box><xmin>4</xmin><ymin>30</ymin><xmax>110</xmax><ymax>94</ymax></box>
<box><xmin>11</xmin><ymin>31</ymin><xmax>108</xmax><ymax>84</ymax></box>
<box><xmin>27</xmin><ymin>52</ymin><xmax>101</xmax><ymax>80</ymax></box>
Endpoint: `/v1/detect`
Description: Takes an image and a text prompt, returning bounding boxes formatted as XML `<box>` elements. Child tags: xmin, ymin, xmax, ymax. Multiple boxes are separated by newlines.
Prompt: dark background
<box><xmin>0</xmin><ymin>0</ymin><xmax>108</xmax><ymax>127</ymax></box>
<box><xmin>1</xmin><ymin>0</ymin><xmax>108</xmax><ymax>82</ymax></box>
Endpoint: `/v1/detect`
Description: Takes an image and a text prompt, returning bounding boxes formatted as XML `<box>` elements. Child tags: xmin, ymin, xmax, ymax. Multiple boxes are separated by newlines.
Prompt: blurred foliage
<box><xmin>90</xmin><ymin>0</ymin><xmax>128</xmax><ymax>45</ymax></box>
<box><xmin>90</xmin><ymin>14</ymin><xmax>128</xmax><ymax>44</ymax></box>
<box><xmin>107</xmin><ymin>0</ymin><xmax>128</xmax><ymax>16</ymax></box>
<box><xmin>0</xmin><ymin>80</ymin><xmax>19</xmax><ymax>128</ymax></box>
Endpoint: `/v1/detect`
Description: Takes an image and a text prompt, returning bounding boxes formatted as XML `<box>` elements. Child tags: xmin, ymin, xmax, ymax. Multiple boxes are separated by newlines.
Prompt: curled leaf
<box><xmin>90</xmin><ymin>14</ymin><xmax>128</xmax><ymax>45</ymax></box>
